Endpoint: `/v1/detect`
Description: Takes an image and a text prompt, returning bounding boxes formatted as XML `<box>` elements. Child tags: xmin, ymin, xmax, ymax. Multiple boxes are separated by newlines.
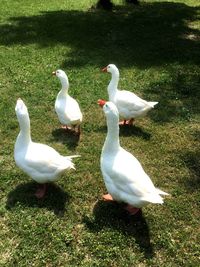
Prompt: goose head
<box><xmin>15</xmin><ymin>98</ymin><xmax>30</xmax><ymax>131</ymax></box>
<box><xmin>15</xmin><ymin>98</ymin><xmax>29</xmax><ymax>120</ymax></box>
<box><xmin>102</xmin><ymin>64</ymin><xmax>119</xmax><ymax>76</ymax></box>
<box><xmin>52</xmin><ymin>69</ymin><xmax>67</xmax><ymax>78</ymax></box>
<box><xmin>98</xmin><ymin>99</ymin><xmax>119</xmax><ymax>123</ymax></box>
<box><xmin>52</xmin><ymin>69</ymin><xmax>69</xmax><ymax>89</ymax></box>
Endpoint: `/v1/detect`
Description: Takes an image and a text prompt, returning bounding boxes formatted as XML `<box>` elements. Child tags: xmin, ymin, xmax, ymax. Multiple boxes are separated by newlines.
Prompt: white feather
<box><xmin>104</xmin><ymin>64</ymin><xmax>158</xmax><ymax>120</ymax></box>
<box><xmin>14</xmin><ymin>98</ymin><xmax>79</xmax><ymax>184</ymax></box>
<box><xmin>100</xmin><ymin>101</ymin><xmax>169</xmax><ymax>208</ymax></box>
<box><xmin>54</xmin><ymin>69</ymin><xmax>83</xmax><ymax>127</ymax></box>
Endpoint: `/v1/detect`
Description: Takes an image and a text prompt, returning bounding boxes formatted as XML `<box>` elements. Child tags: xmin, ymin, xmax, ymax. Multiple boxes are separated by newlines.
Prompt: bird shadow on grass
<box><xmin>0</xmin><ymin>2</ymin><xmax>199</xmax><ymax>68</ymax></box>
<box><xmin>119</xmin><ymin>124</ymin><xmax>151</xmax><ymax>140</ymax></box>
<box><xmin>51</xmin><ymin>128</ymin><xmax>80</xmax><ymax>150</ymax></box>
<box><xmin>93</xmin><ymin>123</ymin><xmax>151</xmax><ymax>140</ymax></box>
<box><xmin>0</xmin><ymin>2</ymin><xmax>199</xmax><ymax>123</ymax></box>
<box><xmin>6</xmin><ymin>182</ymin><xmax>70</xmax><ymax>216</ymax></box>
<box><xmin>83</xmin><ymin>200</ymin><xmax>154</xmax><ymax>259</ymax></box>
<box><xmin>178</xmin><ymin>150</ymin><xmax>200</xmax><ymax>192</ymax></box>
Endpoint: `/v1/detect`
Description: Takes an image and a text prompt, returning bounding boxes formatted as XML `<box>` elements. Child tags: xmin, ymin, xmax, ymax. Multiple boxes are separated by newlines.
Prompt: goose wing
<box><xmin>103</xmin><ymin>148</ymin><xmax>158</xmax><ymax>198</ymax></box>
<box><xmin>116</xmin><ymin>90</ymin><xmax>151</xmax><ymax>112</ymax></box>
<box><xmin>24</xmin><ymin>143</ymin><xmax>74</xmax><ymax>176</ymax></box>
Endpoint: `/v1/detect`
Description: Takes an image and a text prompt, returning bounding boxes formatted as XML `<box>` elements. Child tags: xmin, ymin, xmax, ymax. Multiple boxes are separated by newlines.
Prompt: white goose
<box><xmin>52</xmin><ymin>69</ymin><xmax>83</xmax><ymax>134</ymax></box>
<box><xmin>14</xmin><ymin>98</ymin><xmax>79</xmax><ymax>198</ymax></box>
<box><xmin>102</xmin><ymin>64</ymin><xmax>158</xmax><ymax>125</ymax></box>
<box><xmin>98</xmin><ymin>100</ymin><xmax>168</xmax><ymax>215</ymax></box>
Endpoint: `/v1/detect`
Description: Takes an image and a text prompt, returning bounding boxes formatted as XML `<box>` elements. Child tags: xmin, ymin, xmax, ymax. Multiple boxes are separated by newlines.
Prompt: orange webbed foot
<box><xmin>119</xmin><ymin>120</ymin><xmax>127</xmax><ymax>126</ymax></box>
<box><xmin>119</xmin><ymin>119</ymin><xmax>135</xmax><ymax>126</ymax></box>
<box><xmin>102</xmin><ymin>194</ymin><xmax>114</xmax><ymax>201</ymax></box>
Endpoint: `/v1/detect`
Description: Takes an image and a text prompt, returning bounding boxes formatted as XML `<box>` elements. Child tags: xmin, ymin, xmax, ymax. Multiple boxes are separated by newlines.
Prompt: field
<box><xmin>0</xmin><ymin>0</ymin><xmax>199</xmax><ymax>266</ymax></box>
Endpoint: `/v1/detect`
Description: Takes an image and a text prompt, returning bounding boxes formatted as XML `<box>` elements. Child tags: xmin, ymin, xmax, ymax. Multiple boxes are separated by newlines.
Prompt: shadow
<box><xmin>148</xmin><ymin>98</ymin><xmax>189</xmax><ymax>124</ymax></box>
<box><xmin>178</xmin><ymin>150</ymin><xmax>200</xmax><ymax>191</ymax></box>
<box><xmin>95</xmin><ymin>0</ymin><xmax>113</xmax><ymax>11</ymax></box>
<box><xmin>120</xmin><ymin>124</ymin><xmax>151</xmax><ymax>140</ymax></box>
<box><xmin>92</xmin><ymin>123</ymin><xmax>151</xmax><ymax>140</ymax></box>
<box><xmin>0</xmin><ymin>2</ymin><xmax>199</xmax><ymax>123</ymax></box>
<box><xmin>145</xmin><ymin>68</ymin><xmax>200</xmax><ymax>123</ymax></box>
<box><xmin>83</xmin><ymin>200</ymin><xmax>154</xmax><ymax>258</ymax></box>
<box><xmin>6</xmin><ymin>182</ymin><xmax>70</xmax><ymax>216</ymax></box>
<box><xmin>0</xmin><ymin>2</ymin><xmax>199</xmax><ymax>69</ymax></box>
<box><xmin>51</xmin><ymin>128</ymin><xmax>80</xmax><ymax>150</ymax></box>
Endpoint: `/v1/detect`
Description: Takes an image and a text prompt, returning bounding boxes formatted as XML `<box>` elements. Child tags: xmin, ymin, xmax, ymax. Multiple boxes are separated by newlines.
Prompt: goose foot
<box><xmin>35</xmin><ymin>184</ymin><xmax>47</xmax><ymax>199</ymax></box>
<box><xmin>61</xmin><ymin>125</ymin><xmax>71</xmax><ymax>130</ymax></box>
<box><xmin>119</xmin><ymin>120</ymin><xmax>127</xmax><ymax>125</ymax></box>
<box><xmin>61</xmin><ymin>125</ymin><xmax>81</xmax><ymax>135</ymax></box>
<box><xmin>102</xmin><ymin>194</ymin><xmax>114</xmax><ymax>201</ymax></box>
<box><xmin>119</xmin><ymin>119</ymin><xmax>135</xmax><ymax>126</ymax></box>
<box><xmin>124</xmin><ymin>204</ymin><xmax>140</xmax><ymax>215</ymax></box>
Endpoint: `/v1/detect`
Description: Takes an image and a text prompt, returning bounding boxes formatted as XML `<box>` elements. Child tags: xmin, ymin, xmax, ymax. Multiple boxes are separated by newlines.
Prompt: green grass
<box><xmin>0</xmin><ymin>0</ymin><xmax>199</xmax><ymax>266</ymax></box>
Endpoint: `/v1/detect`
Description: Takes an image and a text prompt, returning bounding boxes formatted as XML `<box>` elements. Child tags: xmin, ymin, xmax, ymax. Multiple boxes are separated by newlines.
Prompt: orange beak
<box><xmin>98</xmin><ymin>99</ymin><xmax>106</xmax><ymax>107</ymax></box>
<box><xmin>101</xmin><ymin>67</ymin><xmax>107</xmax><ymax>72</ymax></box>
<box><xmin>52</xmin><ymin>71</ymin><xmax>56</xmax><ymax>76</ymax></box>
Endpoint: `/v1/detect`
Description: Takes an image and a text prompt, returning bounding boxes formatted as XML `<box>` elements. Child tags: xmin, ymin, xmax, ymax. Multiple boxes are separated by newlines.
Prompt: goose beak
<box><xmin>101</xmin><ymin>67</ymin><xmax>107</xmax><ymax>72</ymax></box>
<box><xmin>98</xmin><ymin>99</ymin><xmax>106</xmax><ymax>107</ymax></box>
<box><xmin>52</xmin><ymin>71</ymin><xmax>56</xmax><ymax>76</ymax></box>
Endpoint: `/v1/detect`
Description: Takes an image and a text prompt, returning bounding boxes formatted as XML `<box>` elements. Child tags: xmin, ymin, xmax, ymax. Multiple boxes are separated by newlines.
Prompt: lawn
<box><xmin>0</xmin><ymin>0</ymin><xmax>199</xmax><ymax>266</ymax></box>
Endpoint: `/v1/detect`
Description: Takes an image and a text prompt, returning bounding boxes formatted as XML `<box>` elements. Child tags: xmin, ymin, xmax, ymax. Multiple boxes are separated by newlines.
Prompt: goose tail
<box><xmin>143</xmin><ymin>188</ymin><xmax>169</xmax><ymax>204</ymax></box>
<box><xmin>70</xmin><ymin>162</ymin><xmax>76</xmax><ymax>170</ymax></box>
<box><xmin>143</xmin><ymin>194</ymin><xmax>164</xmax><ymax>204</ymax></box>
<box><xmin>156</xmin><ymin>188</ymin><xmax>170</xmax><ymax>196</ymax></box>
<box><xmin>148</xmin><ymin>101</ymin><xmax>158</xmax><ymax>108</ymax></box>
<box><xmin>66</xmin><ymin>155</ymin><xmax>81</xmax><ymax>161</ymax></box>
<box><xmin>65</xmin><ymin>155</ymin><xmax>80</xmax><ymax>170</ymax></box>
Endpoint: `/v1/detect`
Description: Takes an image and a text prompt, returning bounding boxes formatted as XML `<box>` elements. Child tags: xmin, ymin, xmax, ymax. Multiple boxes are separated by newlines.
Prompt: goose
<box><xmin>102</xmin><ymin>64</ymin><xmax>158</xmax><ymax>125</ymax></box>
<box><xmin>14</xmin><ymin>98</ymin><xmax>79</xmax><ymax>198</ymax></box>
<box><xmin>98</xmin><ymin>99</ymin><xmax>169</xmax><ymax>215</ymax></box>
<box><xmin>52</xmin><ymin>69</ymin><xmax>83</xmax><ymax>134</ymax></box>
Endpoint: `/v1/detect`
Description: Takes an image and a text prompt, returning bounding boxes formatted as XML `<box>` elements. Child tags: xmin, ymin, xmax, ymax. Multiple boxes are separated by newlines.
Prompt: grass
<box><xmin>0</xmin><ymin>0</ymin><xmax>199</xmax><ymax>266</ymax></box>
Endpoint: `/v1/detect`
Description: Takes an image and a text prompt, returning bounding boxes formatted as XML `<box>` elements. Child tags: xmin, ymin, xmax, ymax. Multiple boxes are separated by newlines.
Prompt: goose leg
<box><xmin>127</xmin><ymin>118</ymin><xmax>135</xmax><ymax>125</ymax></box>
<box><xmin>124</xmin><ymin>204</ymin><xmax>140</xmax><ymax>215</ymax></box>
<box><xmin>75</xmin><ymin>125</ymin><xmax>81</xmax><ymax>135</ymax></box>
<box><xmin>35</xmin><ymin>184</ymin><xmax>47</xmax><ymax>199</ymax></box>
<box><xmin>102</xmin><ymin>194</ymin><xmax>114</xmax><ymax>201</ymax></box>
<box><xmin>77</xmin><ymin>125</ymin><xmax>81</xmax><ymax>135</ymax></box>
<box><xmin>61</xmin><ymin>125</ymin><xmax>69</xmax><ymax>130</ymax></box>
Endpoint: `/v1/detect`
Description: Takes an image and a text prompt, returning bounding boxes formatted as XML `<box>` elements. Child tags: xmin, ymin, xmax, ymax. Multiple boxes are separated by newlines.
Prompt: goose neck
<box><xmin>16</xmin><ymin>115</ymin><xmax>32</xmax><ymax>147</ymax></box>
<box><xmin>103</xmin><ymin>118</ymin><xmax>120</xmax><ymax>153</ymax></box>
<box><xmin>108</xmin><ymin>72</ymin><xmax>119</xmax><ymax>100</ymax></box>
<box><xmin>60</xmin><ymin>77</ymin><xmax>69</xmax><ymax>92</ymax></box>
